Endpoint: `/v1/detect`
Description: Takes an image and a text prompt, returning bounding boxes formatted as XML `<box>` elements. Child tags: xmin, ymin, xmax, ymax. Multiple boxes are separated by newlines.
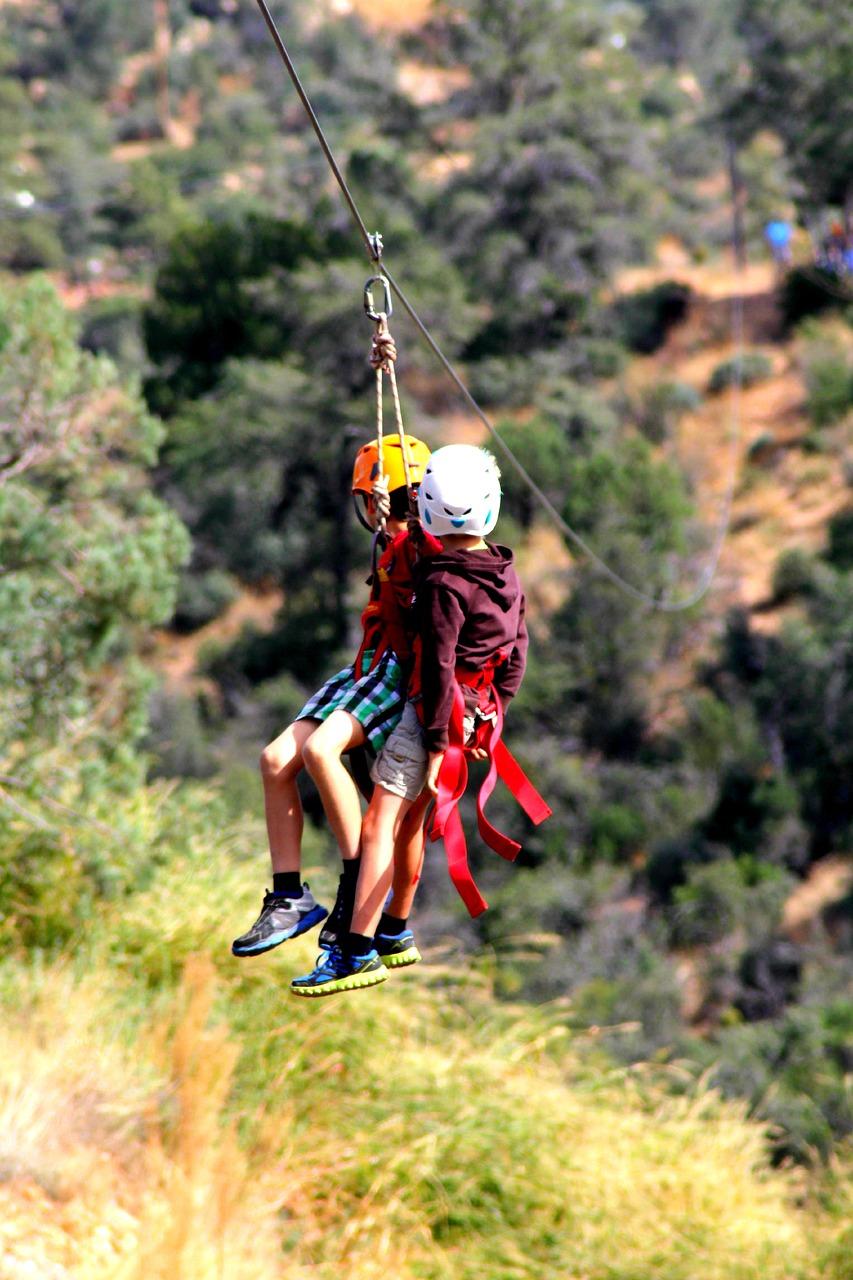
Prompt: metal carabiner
<box><xmin>364</xmin><ymin>274</ymin><xmax>393</xmax><ymax>322</ymax></box>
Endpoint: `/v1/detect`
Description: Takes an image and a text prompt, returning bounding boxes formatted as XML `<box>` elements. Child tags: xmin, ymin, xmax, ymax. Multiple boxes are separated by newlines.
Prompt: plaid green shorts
<box><xmin>295</xmin><ymin>649</ymin><xmax>406</xmax><ymax>756</ymax></box>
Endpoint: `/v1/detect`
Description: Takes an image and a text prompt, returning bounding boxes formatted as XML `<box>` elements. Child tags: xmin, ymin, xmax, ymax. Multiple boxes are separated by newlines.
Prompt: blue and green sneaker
<box><xmin>290</xmin><ymin>945</ymin><xmax>388</xmax><ymax>998</ymax></box>
<box><xmin>375</xmin><ymin>929</ymin><xmax>422</xmax><ymax>968</ymax></box>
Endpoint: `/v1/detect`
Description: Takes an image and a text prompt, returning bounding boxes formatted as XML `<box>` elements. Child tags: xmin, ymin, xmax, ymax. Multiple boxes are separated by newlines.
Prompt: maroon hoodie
<box><xmin>415</xmin><ymin>543</ymin><xmax>527</xmax><ymax>753</ymax></box>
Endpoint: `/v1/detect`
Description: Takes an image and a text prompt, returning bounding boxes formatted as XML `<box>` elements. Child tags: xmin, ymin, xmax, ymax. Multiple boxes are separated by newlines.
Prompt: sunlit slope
<box><xmin>0</xmin><ymin>837</ymin><xmax>849</xmax><ymax>1280</ymax></box>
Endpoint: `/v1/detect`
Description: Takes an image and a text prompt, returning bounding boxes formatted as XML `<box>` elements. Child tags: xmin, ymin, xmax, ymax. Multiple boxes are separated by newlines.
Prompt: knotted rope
<box><xmin>367</xmin><ymin>304</ymin><xmax>414</xmax><ymax>531</ymax></box>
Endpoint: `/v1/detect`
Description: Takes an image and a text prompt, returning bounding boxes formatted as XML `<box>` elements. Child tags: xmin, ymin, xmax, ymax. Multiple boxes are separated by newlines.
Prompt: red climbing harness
<box><xmin>353</xmin><ymin>528</ymin><xmax>441</xmax><ymax>677</ymax></box>
<box><xmin>429</xmin><ymin>653</ymin><xmax>552</xmax><ymax>917</ymax></box>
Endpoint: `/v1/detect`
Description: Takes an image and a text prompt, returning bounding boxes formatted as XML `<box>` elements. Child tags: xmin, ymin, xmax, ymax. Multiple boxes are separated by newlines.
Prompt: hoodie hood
<box><xmin>414</xmin><ymin>541</ymin><xmax>528</xmax><ymax>753</ymax></box>
<box><xmin>418</xmin><ymin>543</ymin><xmax>517</xmax><ymax>613</ymax></box>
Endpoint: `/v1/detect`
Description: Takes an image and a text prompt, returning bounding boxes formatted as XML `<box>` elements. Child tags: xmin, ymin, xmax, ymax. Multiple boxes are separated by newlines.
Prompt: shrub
<box><xmin>613</xmin><ymin>280</ymin><xmax>691</xmax><ymax>354</ymax></box>
<box><xmin>826</xmin><ymin>508</ymin><xmax>853</xmax><ymax>570</ymax></box>
<box><xmin>645</xmin><ymin>837</ymin><xmax>718</xmax><ymax>901</ymax></box>
<box><xmin>772</xmin><ymin>547</ymin><xmax>818</xmax><ymax>601</ymax></box>
<box><xmin>636</xmin><ymin>379</ymin><xmax>701</xmax><ymax>444</ymax></box>
<box><xmin>671</xmin><ymin>859</ymin><xmax>746</xmax><ymax>945</ymax></box>
<box><xmin>780</xmin><ymin>266</ymin><xmax>849</xmax><ymax>329</ymax></box>
<box><xmin>736</xmin><ymin>939</ymin><xmax>802</xmax><ymax>1021</ymax></box>
<box><xmin>701</xmin><ymin>763</ymin><xmax>800</xmax><ymax>854</ymax></box>
<box><xmin>708</xmin><ymin>352</ymin><xmax>773</xmax><ymax>393</ymax></box>
<box><xmin>146</xmin><ymin>691</ymin><xmax>218</xmax><ymax>780</ymax></box>
<box><xmin>587</xmin><ymin>803</ymin><xmax>647</xmax><ymax>862</ymax></box>
<box><xmin>255</xmin><ymin>673</ymin><xmax>311</xmax><ymax>737</ymax></box>
<box><xmin>746</xmin><ymin>431</ymin><xmax>778</xmax><ymax>466</ymax></box>
<box><xmin>0</xmin><ymin>218</ymin><xmax>64</xmax><ymax>271</ymax></box>
<box><xmin>79</xmin><ymin>295</ymin><xmax>146</xmax><ymax>369</ymax></box>
<box><xmin>172</xmin><ymin>569</ymin><xmax>239</xmax><ymax>633</ymax></box>
<box><xmin>467</xmin><ymin>356</ymin><xmax>538</xmax><ymax>408</ymax></box>
<box><xmin>575</xmin><ymin>338</ymin><xmax>626</xmax><ymax>379</ymax></box>
<box><xmin>804</xmin><ymin>349</ymin><xmax>853</xmax><ymax>428</ymax></box>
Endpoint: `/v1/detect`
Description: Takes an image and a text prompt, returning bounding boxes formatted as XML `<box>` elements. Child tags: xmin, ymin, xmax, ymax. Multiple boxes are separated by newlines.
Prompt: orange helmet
<box><xmin>351</xmin><ymin>433</ymin><xmax>431</xmax><ymax>496</ymax></box>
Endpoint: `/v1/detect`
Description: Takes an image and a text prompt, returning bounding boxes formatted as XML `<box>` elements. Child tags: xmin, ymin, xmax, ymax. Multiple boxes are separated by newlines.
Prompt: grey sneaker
<box><xmin>231</xmin><ymin>886</ymin><xmax>328</xmax><ymax>957</ymax></box>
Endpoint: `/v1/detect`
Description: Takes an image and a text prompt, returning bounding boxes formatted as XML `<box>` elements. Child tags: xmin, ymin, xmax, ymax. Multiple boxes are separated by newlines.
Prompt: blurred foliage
<box><xmin>772</xmin><ymin>546</ymin><xmax>819</xmax><ymax>601</ymax></box>
<box><xmin>780</xmin><ymin>267</ymin><xmax>852</xmax><ymax>329</ymax></box>
<box><xmin>708</xmin><ymin>351</ymin><xmax>774</xmax><ymax>392</ymax></box>
<box><xmin>634</xmin><ymin>379</ymin><xmax>701</xmax><ymax>445</ymax></box>
<box><xmin>802</xmin><ymin>333</ymin><xmax>853</xmax><ymax>428</ymax></box>
<box><xmin>0</xmin><ymin>276</ymin><xmax>188</xmax><ymax>752</ymax></box>
<box><xmin>172</xmin><ymin>567</ymin><xmax>239</xmax><ymax>633</ymax></box>
<box><xmin>613</xmin><ymin>280</ymin><xmax>692</xmax><ymax>355</ymax></box>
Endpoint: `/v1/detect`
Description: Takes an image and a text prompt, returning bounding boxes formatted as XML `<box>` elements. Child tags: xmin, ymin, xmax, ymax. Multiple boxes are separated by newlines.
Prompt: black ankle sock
<box><xmin>378</xmin><ymin>912</ymin><xmax>407</xmax><ymax>936</ymax></box>
<box><xmin>272</xmin><ymin>871</ymin><xmax>302</xmax><ymax>897</ymax></box>
<box><xmin>341</xmin><ymin>857</ymin><xmax>361</xmax><ymax>886</ymax></box>
<box><xmin>343</xmin><ymin>931</ymin><xmax>374</xmax><ymax>957</ymax></box>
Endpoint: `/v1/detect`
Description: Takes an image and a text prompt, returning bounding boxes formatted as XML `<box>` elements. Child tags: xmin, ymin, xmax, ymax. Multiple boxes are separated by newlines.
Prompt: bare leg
<box><xmin>259</xmin><ymin>719</ymin><xmax>318</xmax><ymax>874</ymax></box>
<box><xmin>353</xmin><ymin>786</ymin><xmax>413</xmax><ymax>937</ymax></box>
<box><xmin>388</xmin><ymin>789</ymin><xmax>431</xmax><ymax>920</ymax></box>
<box><xmin>301</xmin><ymin>709</ymin><xmax>366</xmax><ymax>863</ymax></box>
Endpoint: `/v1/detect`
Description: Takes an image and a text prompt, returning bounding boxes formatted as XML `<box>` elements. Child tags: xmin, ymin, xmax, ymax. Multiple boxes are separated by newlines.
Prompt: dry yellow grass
<box><xmin>0</xmin><ymin>960</ymin><xmax>284</xmax><ymax>1279</ymax></box>
<box><xmin>0</xmin><ymin>948</ymin><xmax>849</xmax><ymax>1280</ymax></box>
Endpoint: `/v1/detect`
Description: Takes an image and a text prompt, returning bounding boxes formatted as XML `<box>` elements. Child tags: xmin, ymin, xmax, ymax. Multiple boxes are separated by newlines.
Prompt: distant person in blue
<box><xmin>817</xmin><ymin>219</ymin><xmax>848</xmax><ymax>274</ymax></box>
<box><xmin>764</xmin><ymin>219</ymin><xmax>793</xmax><ymax>269</ymax></box>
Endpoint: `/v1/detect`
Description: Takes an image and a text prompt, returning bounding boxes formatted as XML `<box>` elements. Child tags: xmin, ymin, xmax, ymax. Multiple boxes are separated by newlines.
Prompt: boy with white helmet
<box><xmin>291</xmin><ymin>444</ymin><xmax>531</xmax><ymax>996</ymax></box>
<box><xmin>231</xmin><ymin>433</ymin><xmax>441</xmax><ymax>963</ymax></box>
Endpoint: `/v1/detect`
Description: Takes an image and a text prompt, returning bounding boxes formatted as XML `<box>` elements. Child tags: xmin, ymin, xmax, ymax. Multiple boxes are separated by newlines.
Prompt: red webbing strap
<box><xmin>474</xmin><ymin>696</ymin><xmax>553</xmax><ymax>863</ymax></box>
<box><xmin>430</xmin><ymin>671</ymin><xmax>552</xmax><ymax>918</ymax></box>
<box><xmin>429</xmin><ymin>686</ymin><xmax>489</xmax><ymax>917</ymax></box>
<box><xmin>492</xmin><ymin>739</ymin><xmax>553</xmax><ymax>826</ymax></box>
<box><xmin>474</xmin><ymin>696</ymin><xmax>521</xmax><ymax>862</ymax></box>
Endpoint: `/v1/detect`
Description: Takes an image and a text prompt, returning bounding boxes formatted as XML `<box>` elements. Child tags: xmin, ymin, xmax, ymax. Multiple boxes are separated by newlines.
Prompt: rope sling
<box><xmin>364</xmin><ymin>268</ymin><xmax>417</xmax><ymax>538</ymax></box>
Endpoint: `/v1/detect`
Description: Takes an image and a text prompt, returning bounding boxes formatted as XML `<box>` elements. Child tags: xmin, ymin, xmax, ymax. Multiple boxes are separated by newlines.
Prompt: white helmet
<box><xmin>417</xmin><ymin>445</ymin><xmax>502</xmax><ymax>537</ymax></box>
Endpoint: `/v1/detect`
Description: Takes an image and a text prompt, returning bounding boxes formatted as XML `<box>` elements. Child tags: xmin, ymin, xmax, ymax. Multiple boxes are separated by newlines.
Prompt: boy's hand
<box><xmin>426</xmin><ymin>751</ymin><xmax>445</xmax><ymax>795</ymax></box>
<box><xmin>407</xmin><ymin>513</ymin><xmax>425</xmax><ymax>549</ymax></box>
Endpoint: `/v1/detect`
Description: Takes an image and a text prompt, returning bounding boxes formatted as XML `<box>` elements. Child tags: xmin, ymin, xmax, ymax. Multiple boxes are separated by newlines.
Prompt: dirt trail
<box><xmin>336</xmin><ymin>0</ymin><xmax>433</xmax><ymax>29</ymax></box>
<box><xmin>783</xmin><ymin>856</ymin><xmax>853</xmax><ymax>940</ymax></box>
<box><xmin>622</xmin><ymin>252</ymin><xmax>848</xmax><ymax>614</ymax></box>
<box><xmin>150</xmin><ymin>587</ymin><xmax>283</xmax><ymax>690</ymax></box>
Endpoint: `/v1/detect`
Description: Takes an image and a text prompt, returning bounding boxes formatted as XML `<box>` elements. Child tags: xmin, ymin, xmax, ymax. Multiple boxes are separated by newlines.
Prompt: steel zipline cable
<box><xmin>252</xmin><ymin>0</ymin><xmax>746</xmax><ymax>612</ymax></box>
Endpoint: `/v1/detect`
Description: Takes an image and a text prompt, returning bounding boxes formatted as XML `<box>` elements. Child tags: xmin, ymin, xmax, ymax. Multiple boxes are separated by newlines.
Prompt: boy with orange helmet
<box><xmin>231</xmin><ymin>433</ymin><xmax>439</xmax><ymax>964</ymax></box>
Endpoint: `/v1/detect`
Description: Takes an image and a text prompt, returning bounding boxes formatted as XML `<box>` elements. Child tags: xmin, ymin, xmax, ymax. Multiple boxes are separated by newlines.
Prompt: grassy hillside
<box><xmin>0</xmin><ymin>800</ymin><xmax>850</xmax><ymax>1279</ymax></box>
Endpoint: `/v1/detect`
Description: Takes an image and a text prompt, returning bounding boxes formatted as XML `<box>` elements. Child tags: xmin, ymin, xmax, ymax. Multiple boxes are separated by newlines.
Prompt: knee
<box><xmin>301</xmin><ymin>733</ymin><xmax>328</xmax><ymax>778</ymax></box>
<box><xmin>260</xmin><ymin>740</ymin><xmax>298</xmax><ymax>785</ymax></box>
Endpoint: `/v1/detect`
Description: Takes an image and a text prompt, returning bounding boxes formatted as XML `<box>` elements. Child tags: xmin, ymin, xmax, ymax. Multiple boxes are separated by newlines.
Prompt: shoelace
<box><xmin>262</xmin><ymin>891</ymin><xmax>296</xmax><ymax>910</ymax></box>
<box><xmin>316</xmin><ymin>946</ymin><xmax>349</xmax><ymax>977</ymax></box>
<box><xmin>326</xmin><ymin>877</ymin><xmax>347</xmax><ymax>925</ymax></box>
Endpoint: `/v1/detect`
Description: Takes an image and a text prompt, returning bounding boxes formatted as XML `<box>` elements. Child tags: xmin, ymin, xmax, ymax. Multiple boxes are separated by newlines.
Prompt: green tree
<box><xmin>0</xmin><ymin>277</ymin><xmax>189</xmax><ymax>946</ymax></box>
<box><xmin>0</xmin><ymin>276</ymin><xmax>189</xmax><ymax>751</ymax></box>
<box><xmin>738</xmin><ymin>0</ymin><xmax>853</xmax><ymax>220</ymax></box>
<box><xmin>425</xmin><ymin>0</ymin><xmax>658</xmax><ymax>355</ymax></box>
<box><xmin>143</xmin><ymin>214</ymin><xmax>330</xmax><ymax>412</ymax></box>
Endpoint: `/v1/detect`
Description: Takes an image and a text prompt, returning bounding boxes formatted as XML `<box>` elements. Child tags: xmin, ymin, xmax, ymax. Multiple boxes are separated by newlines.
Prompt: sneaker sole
<box><xmin>290</xmin><ymin>966</ymin><xmax>389</xmax><ymax>998</ymax></box>
<box><xmin>231</xmin><ymin>904</ymin><xmax>329</xmax><ymax>957</ymax></box>
<box><xmin>379</xmin><ymin>945</ymin><xmax>422</xmax><ymax>969</ymax></box>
